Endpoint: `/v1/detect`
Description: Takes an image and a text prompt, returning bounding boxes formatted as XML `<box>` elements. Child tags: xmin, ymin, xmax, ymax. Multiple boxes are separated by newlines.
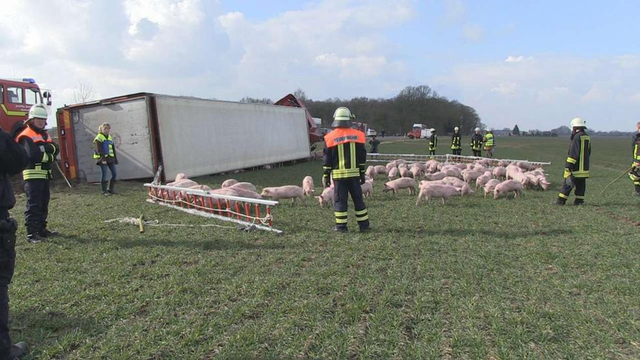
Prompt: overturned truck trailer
<box><xmin>56</xmin><ymin>93</ymin><xmax>317</xmax><ymax>183</ymax></box>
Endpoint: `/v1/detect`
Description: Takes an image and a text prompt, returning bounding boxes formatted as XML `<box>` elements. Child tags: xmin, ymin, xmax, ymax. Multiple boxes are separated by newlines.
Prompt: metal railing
<box><xmin>367</xmin><ymin>153</ymin><xmax>551</xmax><ymax>166</ymax></box>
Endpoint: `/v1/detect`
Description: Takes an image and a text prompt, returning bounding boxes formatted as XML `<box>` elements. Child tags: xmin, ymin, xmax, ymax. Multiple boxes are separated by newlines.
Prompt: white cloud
<box><xmin>491</xmin><ymin>81</ymin><xmax>517</xmax><ymax>95</ymax></box>
<box><xmin>505</xmin><ymin>55</ymin><xmax>533</xmax><ymax>63</ymax></box>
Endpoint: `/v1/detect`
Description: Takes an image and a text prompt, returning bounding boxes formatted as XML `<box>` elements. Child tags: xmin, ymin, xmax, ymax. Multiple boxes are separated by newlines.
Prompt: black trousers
<box><xmin>333</xmin><ymin>178</ymin><xmax>369</xmax><ymax>230</ymax></box>
<box><xmin>452</xmin><ymin>149</ymin><xmax>461</xmax><ymax>155</ymax></box>
<box><xmin>472</xmin><ymin>150</ymin><xmax>481</xmax><ymax>157</ymax></box>
<box><xmin>0</xmin><ymin>210</ymin><xmax>16</xmax><ymax>358</ymax></box>
<box><xmin>559</xmin><ymin>177</ymin><xmax>586</xmax><ymax>203</ymax></box>
<box><xmin>24</xmin><ymin>179</ymin><xmax>50</xmax><ymax>235</ymax></box>
<box><xmin>429</xmin><ymin>149</ymin><xmax>436</xmax><ymax>155</ymax></box>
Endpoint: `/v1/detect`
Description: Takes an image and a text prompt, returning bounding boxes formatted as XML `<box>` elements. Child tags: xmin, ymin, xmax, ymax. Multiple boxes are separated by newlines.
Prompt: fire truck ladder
<box><xmin>144</xmin><ymin>183</ymin><xmax>282</xmax><ymax>233</ymax></box>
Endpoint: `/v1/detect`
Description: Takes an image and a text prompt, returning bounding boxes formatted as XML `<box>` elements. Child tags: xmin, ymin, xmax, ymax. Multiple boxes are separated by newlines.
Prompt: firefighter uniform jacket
<box><xmin>450</xmin><ymin>133</ymin><xmax>461</xmax><ymax>150</ymax></box>
<box><xmin>0</xmin><ymin>128</ymin><xmax>28</xmax><ymax>212</ymax></box>
<box><xmin>429</xmin><ymin>133</ymin><xmax>437</xmax><ymax>151</ymax></box>
<box><xmin>632</xmin><ymin>133</ymin><xmax>640</xmax><ymax>163</ymax></box>
<box><xmin>16</xmin><ymin>125</ymin><xmax>59</xmax><ymax>181</ymax></box>
<box><xmin>484</xmin><ymin>133</ymin><xmax>494</xmax><ymax>148</ymax></box>
<box><xmin>565</xmin><ymin>130</ymin><xmax>591</xmax><ymax>178</ymax></box>
<box><xmin>323</xmin><ymin>128</ymin><xmax>367</xmax><ymax>181</ymax></box>
<box><xmin>471</xmin><ymin>134</ymin><xmax>483</xmax><ymax>151</ymax></box>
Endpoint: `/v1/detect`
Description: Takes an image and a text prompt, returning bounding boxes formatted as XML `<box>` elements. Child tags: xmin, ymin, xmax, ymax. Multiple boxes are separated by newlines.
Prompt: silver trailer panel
<box><xmin>71</xmin><ymin>98</ymin><xmax>155</xmax><ymax>182</ymax></box>
<box><xmin>155</xmin><ymin>96</ymin><xmax>310</xmax><ymax>181</ymax></box>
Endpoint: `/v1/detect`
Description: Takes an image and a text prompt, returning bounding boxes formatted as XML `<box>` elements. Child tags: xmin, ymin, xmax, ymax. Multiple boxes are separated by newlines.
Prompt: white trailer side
<box><xmin>69</xmin><ymin>97</ymin><xmax>155</xmax><ymax>182</ymax></box>
<box><xmin>155</xmin><ymin>95</ymin><xmax>310</xmax><ymax>181</ymax></box>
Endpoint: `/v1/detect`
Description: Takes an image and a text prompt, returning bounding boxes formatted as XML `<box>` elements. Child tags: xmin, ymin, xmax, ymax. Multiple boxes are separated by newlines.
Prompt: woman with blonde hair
<box><xmin>93</xmin><ymin>123</ymin><xmax>118</xmax><ymax>196</ymax></box>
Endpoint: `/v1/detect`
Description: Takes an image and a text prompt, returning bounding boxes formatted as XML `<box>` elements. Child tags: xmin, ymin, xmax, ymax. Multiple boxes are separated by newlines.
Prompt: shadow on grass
<box><xmin>12</xmin><ymin>308</ymin><xmax>102</xmax><ymax>356</ymax></box>
<box><xmin>64</xmin><ymin>235</ymin><xmax>289</xmax><ymax>251</ymax></box>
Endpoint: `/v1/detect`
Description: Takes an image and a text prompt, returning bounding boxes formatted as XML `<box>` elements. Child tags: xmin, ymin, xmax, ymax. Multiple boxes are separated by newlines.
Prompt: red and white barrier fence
<box><xmin>144</xmin><ymin>183</ymin><xmax>282</xmax><ymax>233</ymax></box>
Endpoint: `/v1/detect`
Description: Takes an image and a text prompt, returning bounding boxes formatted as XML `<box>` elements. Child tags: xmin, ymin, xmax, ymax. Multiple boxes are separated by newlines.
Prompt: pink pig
<box><xmin>493</xmin><ymin>180</ymin><xmax>524</xmax><ymax>199</ymax></box>
<box><xmin>260</xmin><ymin>185</ymin><xmax>306</xmax><ymax>205</ymax></box>
<box><xmin>302</xmin><ymin>176</ymin><xmax>315</xmax><ymax>196</ymax></box>
<box><xmin>221</xmin><ymin>179</ymin><xmax>239</xmax><ymax>188</ymax></box>
<box><xmin>415</xmin><ymin>184</ymin><xmax>461</xmax><ymax>205</ymax></box>
<box><xmin>383</xmin><ymin>177</ymin><xmax>417</xmax><ymax>195</ymax></box>
<box><xmin>315</xmin><ymin>186</ymin><xmax>334</xmax><ymax>207</ymax></box>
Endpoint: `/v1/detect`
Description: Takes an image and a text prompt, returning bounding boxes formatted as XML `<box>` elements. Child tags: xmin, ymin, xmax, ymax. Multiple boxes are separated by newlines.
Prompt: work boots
<box><xmin>555</xmin><ymin>197</ymin><xmax>567</xmax><ymax>206</ymax></box>
<box><xmin>635</xmin><ymin>185</ymin><xmax>640</xmax><ymax>196</ymax></box>
<box><xmin>108</xmin><ymin>180</ymin><xmax>117</xmax><ymax>194</ymax></box>
<box><xmin>27</xmin><ymin>233</ymin><xmax>46</xmax><ymax>244</ymax></box>
<box><xmin>9</xmin><ymin>342</ymin><xmax>28</xmax><ymax>359</ymax></box>
<box><xmin>333</xmin><ymin>225</ymin><xmax>348</xmax><ymax>233</ymax></box>
<box><xmin>101</xmin><ymin>181</ymin><xmax>110</xmax><ymax>196</ymax></box>
<box><xmin>574</xmin><ymin>199</ymin><xmax>584</xmax><ymax>206</ymax></box>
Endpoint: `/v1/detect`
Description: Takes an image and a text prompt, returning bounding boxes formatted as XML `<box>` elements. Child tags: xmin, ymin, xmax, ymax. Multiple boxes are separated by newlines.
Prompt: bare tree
<box><xmin>73</xmin><ymin>81</ymin><xmax>95</xmax><ymax>104</ymax></box>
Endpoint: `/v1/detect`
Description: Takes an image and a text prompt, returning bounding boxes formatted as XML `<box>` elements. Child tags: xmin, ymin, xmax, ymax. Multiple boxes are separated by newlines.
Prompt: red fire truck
<box><xmin>0</xmin><ymin>78</ymin><xmax>51</xmax><ymax>135</ymax></box>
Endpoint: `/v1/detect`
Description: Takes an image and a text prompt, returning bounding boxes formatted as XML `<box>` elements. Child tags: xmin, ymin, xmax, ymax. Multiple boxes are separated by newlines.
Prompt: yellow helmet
<box><xmin>332</xmin><ymin>107</ymin><xmax>353</xmax><ymax>128</ymax></box>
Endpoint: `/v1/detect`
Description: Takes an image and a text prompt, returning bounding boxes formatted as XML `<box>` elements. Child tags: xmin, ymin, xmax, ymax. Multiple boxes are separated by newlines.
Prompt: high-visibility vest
<box><xmin>16</xmin><ymin>126</ymin><xmax>54</xmax><ymax>180</ymax></box>
<box><xmin>565</xmin><ymin>132</ymin><xmax>591</xmax><ymax>178</ymax></box>
<box><xmin>633</xmin><ymin>134</ymin><xmax>640</xmax><ymax>162</ymax></box>
<box><xmin>484</xmin><ymin>133</ymin><xmax>494</xmax><ymax>147</ymax></box>
<box><xmin>451</xmin><ymin>134</ymin><xmax>461</xmax><ymax>149</ymax></box>
<box><xmin>471</xmin><ymin>134</ymin><xmax>483</xmax><ymax>151</ymax></box>
<box><xmin>93</xmin><ymin>133</ymin><xmax>115</xmax><ymax>159</ymax></box>
<box><xmin>323</xmin><ymin>128</ymin><xmax>366</xmax><ymax>179</ymax></box>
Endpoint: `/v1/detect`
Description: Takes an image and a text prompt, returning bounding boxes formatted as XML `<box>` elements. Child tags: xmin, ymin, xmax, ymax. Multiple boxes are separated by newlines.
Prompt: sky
<box><xmin>1</xmin><ymin>0</ymin><xmax>639</xmax><ymax>131</ymax></box>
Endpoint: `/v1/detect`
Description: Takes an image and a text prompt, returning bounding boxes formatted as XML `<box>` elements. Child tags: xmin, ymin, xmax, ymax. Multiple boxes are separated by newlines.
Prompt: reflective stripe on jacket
<box><xmin>93</xmin><ymin>133</ymin><xmax>115</xmax><ymax>159</ymax></box>
<box><xmin>323</xmin><ymin>128</ymin><xmax>367</xmax><ymax>180</ymax></box>
<box><xmin>16</xmin><ymin>126</ymin><xmax>54</xmax><ymax>180</ymax></box>
<box><xmin>565</xmin><ymin>131</ymin><xmax>591</xmax><ymax>178</ymax></box>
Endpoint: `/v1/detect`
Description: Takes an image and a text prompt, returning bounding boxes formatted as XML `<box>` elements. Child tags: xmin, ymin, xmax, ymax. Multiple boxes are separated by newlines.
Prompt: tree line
<box><xmin>241</xmin><ymin>85</ymin><xmax>482</xmax><ymax>135</ymax></box>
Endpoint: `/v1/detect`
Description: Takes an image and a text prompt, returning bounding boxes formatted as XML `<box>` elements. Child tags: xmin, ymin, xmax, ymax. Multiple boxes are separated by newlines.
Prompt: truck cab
<box><xmin>0</xmin><ymin>78</ymin><xmax>51</xmax><ymax>134</ymax></box>
<box><xmin>407</xmin><ymin>124</ymin><xmax>430</xmax><ymax>139</ymax></box>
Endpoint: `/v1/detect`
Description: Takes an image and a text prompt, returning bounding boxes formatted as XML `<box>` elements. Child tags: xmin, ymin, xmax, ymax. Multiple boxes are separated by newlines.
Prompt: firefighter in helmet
<box><xmin>16</xmin><ymin>104</ymin><xmax>60</xmax><ymax>243</ymax></box>
<box><xmin>629</xmin><ymin>121</ymin><xmax>640</xmax><ymax>196</ymax></box>
<box><xmin>322</xmin><ymin>107</ymin><xmax>370</xmax><ymax>232</ymax></box>
<box><xmin>450</xmin><ymin>127</ymin><xmax>461</xmax><ymax>155</ymax></box>
<box><xmin>484</xmin><ymin>128</ymin><xmax>495</xmax><ymax>158</ymax></box>
<box><xmin>368</xmin><ymin>133</ymin><xmax>380</xmax><ymax>153</ymax></box>
<box><xmin>471</xmin><ymin>127</ymin><xmax>483</xmax><ymax>157</ymax></box>
<box><xmin>556</xmin><ymin>117</ymin><xmax>591</xmax><ymax>205</ymax></box>
<box><xmin>428</xmin><ymin>128</ymin><xmax>437</xmax><ymax>156</ymax></box>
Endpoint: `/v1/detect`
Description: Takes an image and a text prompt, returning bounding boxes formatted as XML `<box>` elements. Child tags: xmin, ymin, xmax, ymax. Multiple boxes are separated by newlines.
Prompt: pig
<box><xmin>302</xmin><ymin>176</ymin><xmax>315</xmax><ymax>196</ymax></box>
<box><xmin>462</xmin><ymin>169</ymin><xmax>483</xmax><ymax>184</ymax></box>
<box><xmin>315</xmin><ymin>186</ymin><xmax>334</xmax><ymax>207</ymax></box>
<box><xmin>494</xmin><ymin>180</ymin><xmax>524</xmax><ymax>199</ymax></box>
<box><xmin>473</xmin><ymin>164</ymin><xmax>487</xmax><ymax>173</ymax></box>
<box><xmin>383</xmin><ymin>177</ymin><xmax>417</xmax><ymax>195</ymax></box>
<box><xmin>412</xmin><ymin>162</ymin><xmax>428</xmax><ymax>173</ymax></box>
<box><xmin>459</xmin><ymin>183</ymin><xmax>475</xmax><ymax>196</ymax></box>
<box><xmin>506</xmin><ymin>164</ymin><xmax>522</xmax><ymax>180</ymax></box>
<box><xmin>517</xmin><ymin>161</ymin><xmax>534</xmax><ymax>171</ymax></box>
<box><xmin>426</xmin><ymin>160</ymin><xmax>439</xmax><ymax>173</ymax></box>
<box><xmin>455</xmin><ymin>164</ymin><xmax>468</xmax><ymax>170</ymax></box>
<box><xmin>167</xmin><ymin>179</ymin><xmax>199</xmax><ymax>188</ymax></box>
<box><xmin>492</xmin><ymin>166</ymin><xmax>507</xmax><ymax>179</ymax></box>
<box><xmin>423</xmin><ymin>171</ymin><xmax>446</xmax><ymax>181</ymax></box>
<box><xmin>175</xmin><ymin>173</ymin><xmax>188</xmax><ymax>181</ymax></box>
<box><xmin>475</xmin><ymin>171</ymin><xmax>493</xmax><ymax>189</ymax></box>
<box><xmin>221</xmin><ymin>179</ymin><xmax>239</xmax><ymax>188</ymax></box>
<box><xmin>208</xmin><ymin>188</ymin><xmax>241</xmax><ymax>208</ymax></box>
<box><xmin>441</xmin><ymin>176</ymin><xmax>466</xmax><ymax>187</ymax></box>
<box><xmin>214</xmin><ymin>187</ymin><xmax>261</xmax><ymax>199</ymax></box>
<box><xmin>415</xmin><ymin>184</ymin><xmax>462</xmax><ymax>205</ymax></box>
<box><xmin>410</xmin><ymin>166</ymin><xmax>422</xmax><ymax>179</ymax></box>
<box><xmin>385</xmin><ymin>162</ymin><xmax>397</xmax><ymax>171</ymax></box>
<box><xmin>374</xmin><ymin>165</ymin><xmax>388</xmax><ymax>176</ymax></box>
<box><xmin>388</xmin><ymin>167</ymin><xmax>399</xmax><ymax>180</ymax></box>
<box><xmin>511</xmin><ymin>172</ymin><xmax>532</xmax><ymax>188</ymax></box>
<box><xmin>361</xmin><ymin>179</ymin><xmax>374</xmax><ymax>198</ymax></box>
<box><xmin>483</xmin><ymin>179</ymin><xmax>500</xmax><ymax>198</ymax></box>
<box><xmin>229</xmin><ymin>182</ymin><xmax>257</xmax><ymax>192</ymax></box>
<box><xmin>399</xmin><ymin>167</ymin><xmax>412</xmax><ymax>178</ymax></box>
<box><xmin>260</xmin><ymin>185</ymin><xmax>306</xmax><ymax>205</ymax></box>
<box><xmin>498</xmin><ymin>160</ymin><xmax>510</xmax><ymax>167</ymax></box>
<box><xmin>442</xmin><ymin>167</ymin><xmax>462</xmax><ymax>179</ymax></box>
<box><xmin>188</xmin><ymin>184</ymin><xmax>212</xmax><ymax>191</ymax></box>
<box><xmin>366</xmin><ymin>166</ymin><xmax>377</xmax><ymax>179</ymax></box>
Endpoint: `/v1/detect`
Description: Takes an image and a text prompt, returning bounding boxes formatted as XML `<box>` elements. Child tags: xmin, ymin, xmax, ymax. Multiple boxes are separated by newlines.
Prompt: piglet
<box><xmin>315</xmin><ymin>186</ymin><xmax>334</xmax><ymax>207</ymax></box>
<box><xmin>493</xmin><ymin>180</ymin><xmax>524</xmax><ymax>199</ymax></box>
<box><xmin>302</xmin><ymin>176</ymin><xmax>315</xmax><ymax>196</ymax></box>
<box><xmin>415</xmin><ymin>184</ymin><xmax>461</xmax><ymax>205</ymax></box>
<box><xmin>260</xmin><ymin>185</ymin><xmax>306</xmax><ymax>205</ymax></box>
<box><xmin>361</xmin><ymin>179</ymin><xmax>374</xmax><ymax>198</ymax></box>
<box><xmin>383</xmin><ymin>177</ymin><xmax>417</xmax><ymax>195</ymax></box>
<box><xmin>387</xmin><ymin>167</ymin><xmax>399</xmax><ymax>180</ymax></box>
<box><xmin>221</xmin><ymin>179</ymin><xmax>238</xmax><ymax>188</ymax></box>
<box><xmin>229</xmin><ymin>182</ymin><xmax>257</xmax><ymax>192</ymax></box>
<box><xmin>483</xmin><ymin>179</ymin><xmax>500</xmax><ymax>198</ymax></box>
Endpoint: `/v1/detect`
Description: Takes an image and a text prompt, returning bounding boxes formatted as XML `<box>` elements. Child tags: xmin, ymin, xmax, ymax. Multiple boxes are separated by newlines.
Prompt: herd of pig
<box><xmin>164</xmin><ymin>158</ymin><xmax>550</xmax><ymax>208</ymax></box>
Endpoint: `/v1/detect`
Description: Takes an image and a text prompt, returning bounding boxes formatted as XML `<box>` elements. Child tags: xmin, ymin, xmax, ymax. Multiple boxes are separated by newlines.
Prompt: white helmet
<box><xmin>570</xmin><ymin>117</ymin><xmax>586</xmax><ymax>129</ymax></box>
<box><xmin>454</xmin><ymin>126</ymin><xmax>459</xmax><ymax>132</ymax></box>
<box><xmin>27</xmin><ymin>104</ymin><xmax>48</xmax><ymax>121</ymax></box>
<box><xmin>474</xmin><ymin>127</ymin><xmax>480</xmax><ymax>132</ymax></box>
<box><xmin>430</xmin><ymin>128</ymin><xmax>436</xmax><ymax>132</ymax></box>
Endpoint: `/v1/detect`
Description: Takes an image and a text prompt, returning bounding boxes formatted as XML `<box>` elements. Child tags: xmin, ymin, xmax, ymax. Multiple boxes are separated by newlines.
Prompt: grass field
<box><xmin>8</xmin><ymin>136</ymin><xmax>640</xmax><ymax>359</ymax></box>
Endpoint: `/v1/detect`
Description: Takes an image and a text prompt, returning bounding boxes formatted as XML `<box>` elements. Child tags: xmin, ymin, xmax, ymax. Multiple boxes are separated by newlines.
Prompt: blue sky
<box><xmin>1</xmin><ymin>0</ymin><xmax>639</xmax><ymax>131</ymax></box>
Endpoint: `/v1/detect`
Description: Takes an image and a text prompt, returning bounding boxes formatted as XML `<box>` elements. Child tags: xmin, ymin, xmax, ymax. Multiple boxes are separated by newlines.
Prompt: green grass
<box><xmin>8</xmin><ymin>136</ymin><xmax>640</xmax><ymax>359</ymax></box>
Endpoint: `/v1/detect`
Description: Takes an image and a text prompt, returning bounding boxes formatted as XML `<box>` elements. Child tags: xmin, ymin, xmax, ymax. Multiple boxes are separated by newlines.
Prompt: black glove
<box><xmin>324</xmin><ymin>176</ymin><xmax>331</xmax><ymax>188</ymax></box>
<box><xmin>360</xmin><ymin>173</ymin><xmax>366</xmax><ymax>185</ymax></box>
<box><xmin>43</xmin><ymin>143</ymin><xmax>55</xmax><ymax>153</ymax></box>
<box><xmin>51</xmin><ymin>142</ymin><xmax>60</xmax><ymax>156</ymax></box>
